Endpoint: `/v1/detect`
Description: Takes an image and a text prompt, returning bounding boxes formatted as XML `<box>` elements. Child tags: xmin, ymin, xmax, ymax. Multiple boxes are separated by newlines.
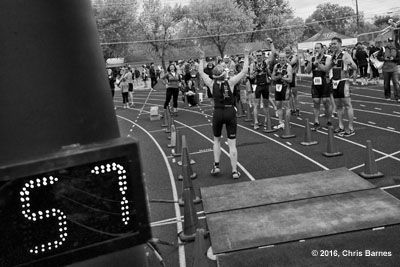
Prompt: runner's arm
<box><xmin>229</xmin><ymin>44</ymin><xmax>251</xmax><ymax>88</ymax></box>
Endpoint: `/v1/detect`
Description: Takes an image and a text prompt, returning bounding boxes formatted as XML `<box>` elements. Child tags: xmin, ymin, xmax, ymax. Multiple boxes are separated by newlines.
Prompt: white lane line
<box><xmin>394</xmin><ymin>111</ymin><xmax>400</xmax><ymax>115</ymax></box>
<box><xmin>171</xmin><ymin>106</ymin><xmax>330</xmax><ymax>172</ymax></box>
<box><xmin>175</xmin><ymin>121</ymin><xmax>256</xmax><ymax>181</ymax></box>
<box><xmin>368</xmin><ymin>121</ymin><xmax>376</xmax><ymax>125</ymax></box>
<box><xmin>298</xmin><ymin>109</ymin><xmax>400</xmax><ymax>135</ymax></box>
<box><xmin>286</xmin><ymin>142</ymin><xmax>292</xmax><ymax>146</ymax></box>
<box><xmin>117</xmin><ymin>115</ymin><xmax>187</xmax><ymax>267</ymax></box>
<box><xmin>375</xmin><ymin>107</ymin><xmax>382</xmax><ymax>111</ymax></box>
<box><xmin>387</xmin><ymin>127</ymin><xmax>395</xmax><ymax>130</ymax></box>
<box><xmin>360</xmin><ymin>104</ymin><xmax>366</xmax><ymax>107</ymax></box>
<box><xmin>348</xmin><ymin>151</ymin><xmax>400</xmax><ymax>171</ymax></box>
<box><xmin>381</xmin><ymin>184</ymin><xmax>400</xmax><ymax>190</ymax></box>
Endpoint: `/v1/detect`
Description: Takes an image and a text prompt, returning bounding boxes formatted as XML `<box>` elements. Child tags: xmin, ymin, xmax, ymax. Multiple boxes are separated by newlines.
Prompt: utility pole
<box><xmin>355</xmin><ymin>0</ymin><xmax>359</xmax><ymax>34</ymax></box>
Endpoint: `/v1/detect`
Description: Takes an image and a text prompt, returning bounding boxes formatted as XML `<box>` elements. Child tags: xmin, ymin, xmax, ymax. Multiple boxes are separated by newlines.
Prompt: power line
<box><xmin>99</xmin><ymin>9</ymin><xmax>400</xmax><ymax>45</ymax></box>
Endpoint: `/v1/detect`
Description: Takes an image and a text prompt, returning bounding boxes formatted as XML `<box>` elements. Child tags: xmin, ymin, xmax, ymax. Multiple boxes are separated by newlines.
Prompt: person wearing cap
<box><xmin>271</xmin><ymin>52</ymin><xmax>293</xmax><ymax>130</ymax></box>
<box><xmin>328</xmin><ymin>37</ymin><xmax>358</xmax><ymax>137</ymax></box>
<box><xmin>196</xmin><ymin>44</ymin><xmax>251</xmax><ymax>179</ymax></box>
<box><xmin>377</xmin><ymin>37</ymin><xmax>400</xmax><ymax>102</ymax></box>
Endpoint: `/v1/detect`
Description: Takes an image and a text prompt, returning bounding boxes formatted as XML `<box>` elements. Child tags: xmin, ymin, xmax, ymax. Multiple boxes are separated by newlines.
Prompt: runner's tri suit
<box><xmin>212</xmin><ymin>81</ymin><xmax>237</xmax><ymax>139</ymax></box>
<box><xmin>331</xmin><ymin>51</ymin><xmax>351</xmax><ymax>98</ymax></box>
<box><xmin>311</xmin><ymin>54</ymin><xmax>331</xmax><ymax>98</ymax></box>
<box><xmin>274</xmin><ymin>63</ymin><xmax>290</xmax><ymax>101</ymax></box>
<box><xmin>254</xmin><ymin>60</ymin><xmax>271</xmax><ymax>99</ymax></box>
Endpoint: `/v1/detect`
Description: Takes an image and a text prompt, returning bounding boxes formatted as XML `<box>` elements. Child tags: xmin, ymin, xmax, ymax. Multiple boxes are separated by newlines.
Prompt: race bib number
<box><xmin>276</xmin><ymin>84</ymin><xmax>283</xmax><ymax>92</ymax></box>
<box><xmin>332</xmin><ymin>80</ymin><xmax>340</xmax><ymax>90</ymax></box>
<box><xmin>252</xmin><ymin>84</ymin><xmax>257</xmax><ymax>92</ymax></box>
<box><xmin>313</xmin><ymin>77</ymin><xmax>322</xmax><ymax>85</ymax></box>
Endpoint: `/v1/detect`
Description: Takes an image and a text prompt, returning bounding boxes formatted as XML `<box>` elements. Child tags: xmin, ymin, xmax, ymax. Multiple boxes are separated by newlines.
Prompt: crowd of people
<box><xmin>107</xmin><ymin>36</ymin><xmax>399</xmax><ymax>178</ymax></box>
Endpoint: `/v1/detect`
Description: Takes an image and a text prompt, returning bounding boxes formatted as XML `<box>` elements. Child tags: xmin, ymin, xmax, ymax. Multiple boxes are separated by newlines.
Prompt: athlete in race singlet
<box><xmin>251</xmin><ymin>50</ymin><xmax>276</xmax><ymax>131</ymax></box>
<box><xmin>305</xmin><ymin>42</ymin><xmax>333</xmax><ymax>130</ymax></box>
<box><xmin>329</xmin><ymin>37</ymin><xmax>358</xmax><ymax>137</ymax></box>
<box><xmin>197</xmin><ymin>44</ymin><xmax>251</xmax><ymax>179</ymax></box>
<box><xmin>285</xmin><ymin>46</ymin><xmax>300</xmax><ymax>116</ymax></box>
<box><xmin>272</xmin><ymin>53</ymin><xmax>293</xmax><ymax>130</ymax></box>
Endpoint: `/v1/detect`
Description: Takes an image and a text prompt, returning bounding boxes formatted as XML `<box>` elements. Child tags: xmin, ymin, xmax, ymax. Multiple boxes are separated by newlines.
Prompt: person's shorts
<box><xmin>212</xmin><ymin>106</ymin><xmax>237</xmax><ymax>139</ymax></box>
<box><xmin>331</xmin><ymin>80</ymin><xmax>350</xmax><ymax>99</ymax></box>
<box><xmin>311</xmin><ymin>77</ymin><xmax>331</xmax><ymax>98</ymax></box>
<box><xmin>128</xmin><ymin>83</ymin><xmax>133</xmax><ymax>92</ymax></box>
<box><xmin>255</xmin><ymin>84</ymin><xmax>269</xmax><ymax>99</ymax></box>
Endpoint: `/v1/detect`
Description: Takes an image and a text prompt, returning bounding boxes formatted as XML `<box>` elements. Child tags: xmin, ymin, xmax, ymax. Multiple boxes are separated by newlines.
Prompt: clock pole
<box><xmin>0</xmin><ymin>0</ymin><xmax>148</xmax><ymax>266</ymax></box>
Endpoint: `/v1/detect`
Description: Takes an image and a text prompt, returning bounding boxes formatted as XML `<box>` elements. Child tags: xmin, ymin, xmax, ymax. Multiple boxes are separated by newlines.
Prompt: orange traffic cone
<box><xmin>165</xmin><ymin>109</ymin><xmax>173</xmax><ymax>133</ymax></box>
<box><xmin>178</xmin><ymin>135</ymin><xmax>196</xmax><ymax>166</ymax></box>
<box><xmin>192</xmin><ymin>229</ymin><xmax>210</xmax><ymax>267</ymax></box>
<box><xmin>263</xmin><ymin>109</ymin><xmax>277</xmax><ymax>133</ymax></box>
<box><xmin>359</xmin><ymin>140</ymin><xmax>384</xmax><ymax>179</ymax></box>
<box><xmin>322</xmin><ymin>126</ymin><xmax>343</xmax><ymax>157</ymax></box>
<box><xmin>178</xmin><ymin>188</ymin><xmax>200</xmax><ymax>242</ymax></box>
<box><xmin>236</xmin><ymin>98</ymin><xmax>245</xmax><ymax>118</ymax></box>
<box><xmin>178</xmin><ymin>163</ymin><xmax>201</xmax><ymax>206</ymax></box>
<box><xmin>244</xmin><ymin>103</ymin><xmax>253</xmax><ymax>122</ymax></box>
<box><xmin>280</xmin><ymin>112</ymin><xmax>295</xmax><ymax>139</ymax></box>
<box><xmin>161</xmin><ymin>107</ymin><xmax>169</xmax><ymax>127</ymax></box>
<box><xmin>172</xmin><ymin>129</ymin><xmax>182</xmax><ymax>157</ymax></box>
<box><xmin>167</xmin><ymin>124</ymin><xmax>177</xmax><ymax>147</ymax></box>
<box><xmin>301</xmin><ymin>118</ymin><xmax>318</xmax><ymax>146</ymax></box>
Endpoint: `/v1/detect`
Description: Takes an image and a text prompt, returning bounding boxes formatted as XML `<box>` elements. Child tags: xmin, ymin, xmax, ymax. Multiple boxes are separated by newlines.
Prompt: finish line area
<box><xmin>114</xmin><ymin>77</ymin><xmax>400</xmax><ymax>267</ymax></box>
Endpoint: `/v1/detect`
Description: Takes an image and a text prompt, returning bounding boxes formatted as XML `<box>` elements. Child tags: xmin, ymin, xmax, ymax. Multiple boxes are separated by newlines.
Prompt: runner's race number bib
<box><xmin>276</xmin><ymin>84</ymin><xmax>283</xmax><ymax>92</ymax></box>
<box><xmin>313</xmin><ymin>77</ymin><xmax>322</xmax><ymax>85</ymax></box>
<box><xmin>332</xmin><ymin>80</ymin><xmax>340</xmax><ymax>90</ymax></box>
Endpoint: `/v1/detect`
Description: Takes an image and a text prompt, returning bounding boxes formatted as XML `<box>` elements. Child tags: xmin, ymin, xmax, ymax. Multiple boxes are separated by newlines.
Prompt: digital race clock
<box><xmin>0</xmin><ymin>138</ymin><xmax>151</xmax><ymax>267</ymax></box>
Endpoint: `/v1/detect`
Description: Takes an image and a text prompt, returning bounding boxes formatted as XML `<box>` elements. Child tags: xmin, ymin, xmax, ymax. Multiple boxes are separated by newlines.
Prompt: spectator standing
<box><xmin>124</xmin><ymin>66</ymin><xmax>134</xmax><ymax>106</ymax></box>
<box><xmin>368</xmin><ymin>42</ymin><xmax>381</xmax><ymax>84</ymax></box>
<box><xmin>134</xmin><ymin>67</ymin><xmax>141</xmax><ymax>87</ymax></box>
<box><xmin>149</xmin><ymin>62</ymin><xmax>157</xmax><ymax>91</ymax></box>
<box><xmin>142</xmin><ymin>65</ymin><xmax>148</xmax><ymax>88</ymax></box>
<box><xmin>355</xmin><ymin>43</ymin><xmax>369</xmax><ymax>85</ymax></box>
<box><xmin>377</xmin><ymin>37</ymin><xmax>400</xmax><ymax>102</ymax></box>
<box><xmin>161</xmin><ymin>63</ymin><xmax>182</xmax><ymax>116</ymax></box>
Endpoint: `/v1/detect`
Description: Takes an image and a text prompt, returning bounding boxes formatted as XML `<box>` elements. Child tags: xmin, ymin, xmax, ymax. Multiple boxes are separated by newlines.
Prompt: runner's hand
<box><xmin>244</xmin><ymin>44</ymin><xmax>252</xmax><ymax>55</ymax></box>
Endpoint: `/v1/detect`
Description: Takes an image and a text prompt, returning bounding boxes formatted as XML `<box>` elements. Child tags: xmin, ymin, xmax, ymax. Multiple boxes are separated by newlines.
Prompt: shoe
<box><xmin>311</xmin><ymin>123</ymin><xmax>321</xmax><ymax>131</ymax></box>
<box><xmin>333</xmin><ymin>127</ymin><xmax>345</xmax><ymax>134</ymax></box>
<box><xmin>273</xmin><ymin>123</ymin><xmax>285</xmax><ymax>130</ymax></box>
<box><xmin>295</xmin><ymin>109</ymin><xmax>300</xmax><ymax>116</ymax></box>
<box><xmin>211</xmin><ymin>165</ymin><xmax>220</xmax><ymax>176</ymax></box>
<box><xmin>232</xmin><ymin>171</ymin><xmax>241</xmax><ymax>179</ymax></box>
<box><xmin>254</xmin><ymin>124</ymin><xmax>259</xmax><ymax>130</ymax></box>
<box><xmin>327</xmin><ymin>121</ymin><xmax>333</xmax><ymax>127</ymax></box>
<box><xmin>342</xmin><ymin>129</ymin><xmax>355</xmax><ymax>137</ymax></box>
<box><xmin>397</xmin><ymin>99</ymin><xmax>400</xmax><ymax>103</ymax></box>
<box><xmin>333</xmin><ymin>112</ymin><xmax>338</xmax><ymax>117</ymax></box>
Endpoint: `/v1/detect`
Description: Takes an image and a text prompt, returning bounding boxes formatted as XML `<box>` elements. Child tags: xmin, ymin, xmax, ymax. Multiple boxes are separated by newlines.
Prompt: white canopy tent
<box><xmin>298</xmin><ymin>27</ymin><xmax>357</xmax><ymax>51</ymax></box>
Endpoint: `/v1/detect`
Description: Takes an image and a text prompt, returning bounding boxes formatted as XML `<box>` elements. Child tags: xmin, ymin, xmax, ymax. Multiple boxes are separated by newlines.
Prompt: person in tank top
<box><xmin>196</xmin><ymin>44</ymin><xmax>251</xmax><ymax>179</ymax></box>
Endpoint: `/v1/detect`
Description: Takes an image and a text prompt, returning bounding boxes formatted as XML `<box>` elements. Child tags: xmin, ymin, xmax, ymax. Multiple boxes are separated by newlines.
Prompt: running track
<box><xmin>114</xmin><ymin>77</ymin><xmax>400</xmax><ymax>267</ymax></box>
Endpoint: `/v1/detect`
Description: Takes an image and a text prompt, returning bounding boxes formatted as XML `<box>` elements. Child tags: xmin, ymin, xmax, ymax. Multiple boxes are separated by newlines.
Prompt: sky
<box><xmin>160</xmin><ymin>0</ymin><xmax>400</xmax><ymax>21</ymax></box>
<box><xmin>288</xmin><ymin>0</ymin><xmax>400</xmax><ymax>20</ymax></box>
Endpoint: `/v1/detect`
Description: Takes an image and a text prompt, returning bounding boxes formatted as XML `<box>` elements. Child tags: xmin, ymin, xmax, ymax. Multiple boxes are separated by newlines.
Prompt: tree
<box><xmin>92</xmin><ymin>0</ymin><xmax>139</xmax><ymax>60</ymax></box>
<box><xmin>305</xmin><ymin>3</ymin><xmax>356</xmax><ymax>37</ymax></box>
<box><xmin>188</xmin><ymin>0</ymin><xmax>255</xmax><ymax>57</ymax></box>
<box><xmin>373</xmin><ymin>15</ymin><xmax>400</xmax><ymax>28</ymax></box>
<box><xmin>235</xmin><ymin>0</ymin><xmax>293</xmax><ymax>43</ymax></box>
<box><xmin>137</xmin><ymin>0</ymin><xmax>187</xmax><ymax>69</ymax></box>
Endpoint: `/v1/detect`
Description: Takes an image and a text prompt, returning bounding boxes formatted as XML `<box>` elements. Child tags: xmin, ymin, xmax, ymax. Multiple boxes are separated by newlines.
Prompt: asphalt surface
<box><xmin>114</xmin><ymin>77</ymin><xmax>400</xmax><ymax>267</ymax></box>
